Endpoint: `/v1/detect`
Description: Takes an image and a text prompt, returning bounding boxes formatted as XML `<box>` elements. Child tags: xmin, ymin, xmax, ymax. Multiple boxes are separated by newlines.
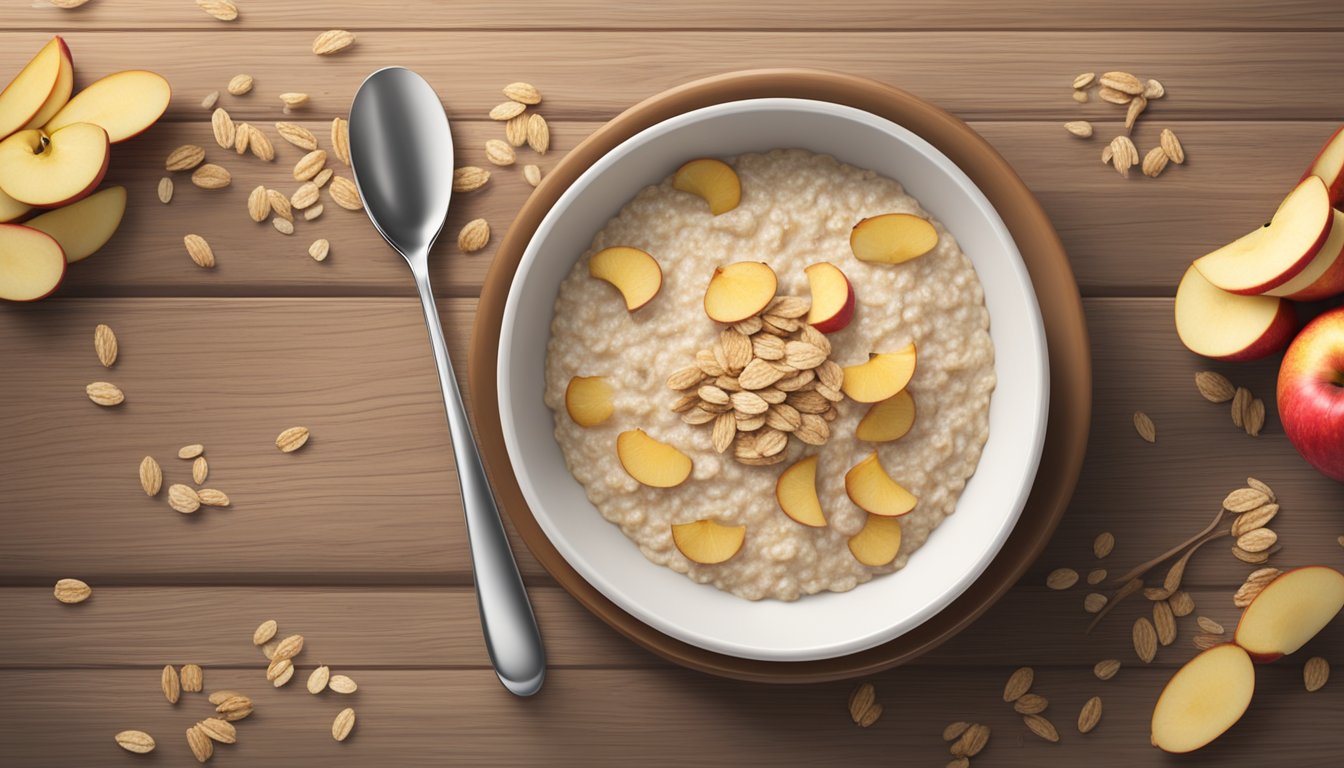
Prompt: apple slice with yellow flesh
<box><xmin>841</xmin><ymin>343</ymin><xmax>917</xmax><ymax>403</ymax></box>
<box><xmin>0</xmin><ymin>224</ymin><xmax>66</xmax><ymax>301</ymax></box>
<box><xmin>1301</xmin><ymin>125</ymin><xmax>1344</xmax><ymax>205</ymax></box>
<box><xmin>45</xmin><ymin>70</ymin><xmax>171</xmax><ymax>143</ymax></box>
<box><xmin>775</xmin><ymin>455</ymin><xmax>827</xmax><ymax>528</ymax></box>
<box><xmin>844</xmin><ymin>452</ymin><xmax>917</xmax><ymax>517</ymax></box>
<box><xmin>564</xmin><ymin>376</ymin><xmax>614</xmax><ymax>427</ymax></box>
<box><xmin>850</xmin><ymin>213</ymin><xmax>939</xmax><ymax>264</ymax></box>
<box><xmin>1264</xmin><ymin>208</ymin><xmax>1344</xmax><ymax>301</ymax></box>
<box><xmin>616</xmin><ymin>429</ymin><xmax>692</xmax><ymax>488</ymax></box>
<box><xmin>24</xmin><ymin>185</ymin><xmax>126</xmax><ymax>263</ymax></box>
<box><xmin>1233</xmin><ymin>566</ymin><xmax>1344</xmax><ymax>663</ymax></box>
<box><xmin>671</xmin><ymin>158</ymin><xmax>740</xmax><ymax>215</ymax></box>
<box><xmin>588</xmin><ymin>246</ymin><xmax>662</xmax><ymax>311</ymax></box>
<box><xmin>0</xmin><ymin>124</ymin><xmax>109</xmax><ymax>208</ymax></box>
<box><xmin>856</xmin><ymin>390</ymin><xmax>916</xmax><ymax>443</ymax></box>
<box><xmin>1150</xmin><ymin>643</ymin><xmax>1255</xmax><ymax>754</ymax></box>
<box><xmin>0</xmin><ymin>37</ymin><xmax>67</xmax><ymax>141</ymax></box>
<box><xmin>1175</xmin><ymin>265</ymin><xmax>1295</xmax><ymax>361</ymax></box>
<box><xmin>671</xmin><ymin>519</ymin><xmax>746</xmax><ymax>565</ymax></box>
<box><xmin>847</xmin><ymin>513</ymin><xmax>902</xmax><ymax>566</ymax></box>
<box><xmin>1192</xmin><ymin>175</ymin><xmax>1333</xmax><ymax>295</ymax></box>
<box><xmin>703</xmin><ymin>261</ymin><xmax>777</xmax><ymax>323</ymax></box>
<box><xmin>804</xmin><ymin>261</ymin><xmax>855</xmax><ymax>333</ymax></box>
<box><xmin>22</xmin><ymin>41</ymin><xmax>73</xmax><ymax>131</ymax></box>
<box><xmin>0</xmin><ymin>187</ymin><xmax>31</xmax><ymax>223</ymax></box>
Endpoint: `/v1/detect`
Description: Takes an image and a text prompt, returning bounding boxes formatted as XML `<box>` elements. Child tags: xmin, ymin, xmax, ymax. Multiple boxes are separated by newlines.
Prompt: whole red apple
<box><xmin>1279</xmin><ymin>307</ymin><xmax>1344</xmax><ymax>481</ymax></box>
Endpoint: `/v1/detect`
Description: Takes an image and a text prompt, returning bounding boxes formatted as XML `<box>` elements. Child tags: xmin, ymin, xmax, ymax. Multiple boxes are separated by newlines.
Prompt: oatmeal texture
<box><xmin>543</xmin><ymin>149</ymin><xmax>996</xmax><ymax>601</ymax></box>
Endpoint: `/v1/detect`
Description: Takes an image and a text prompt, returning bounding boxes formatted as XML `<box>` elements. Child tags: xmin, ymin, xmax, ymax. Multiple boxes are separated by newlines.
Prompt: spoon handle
<box><xmin>413</xmin><ymin>267</ymin><xmax>546</xmax><ymax>696</ymax></box>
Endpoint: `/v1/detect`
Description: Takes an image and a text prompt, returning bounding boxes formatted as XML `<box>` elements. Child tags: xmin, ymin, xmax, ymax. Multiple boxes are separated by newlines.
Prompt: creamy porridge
<box><xmin>542</xmin><ymin>148</ymin><xmax>995</xmax><ymax>601</ymax></box>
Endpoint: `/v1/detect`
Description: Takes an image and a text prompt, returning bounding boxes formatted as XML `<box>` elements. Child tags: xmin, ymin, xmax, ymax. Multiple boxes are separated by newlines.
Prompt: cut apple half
<box><xmin>703</xmin><ymin>261</ymin><xmax>777</xmax><ymax>323</ymax></box>
<box><xmin>0</xmin><ymin>187</ymin><xmax>31</xmax><ymax>224</ymax></box>
<box><xmin>0</xmin><ymin>224</ymin><xmax>66</xmax><ymax>301</ymax></box>
<box><xmin>855</xmin><ymin>390</ymin><xmax>916</xmax><ymax>443</ymax></box>
<box><xmin>1192</xmin><ymin>175</ymin><xmax>1332</xmax><ymax>295</ymax></box>
<box><xmin>775</xmin><ymin>455</ymin><xmax>827</xmax><ymax>528</ymax></box>
<box><xmin>850</xmin><ymin>213</ymin><xmax>939</xmax><ymax>265</ymax></box>
<box><xmin>564</xmin><ymin>375</ymin><xmax>614</xmax><ymax>427</ymax></box>
<box><xmin>671</xmin><ymin>519</ymin><xmax>746</xmax><ymax>565</ymax></box>
<box><xmin>45</xmin><ymin>70</ymin><xmax>171</xmax><ymax>144</ymax></box>
<box><xmin>616</xmin><ymin>429</ymin><xmax>692</xmax><ymax>488</ymax></box>
<box><xmin>847</xmin><ymin>513</ymin><xmax>902</xmax><ymax>566</ymax></box>
<box><xmin>1301</xmin><ymin>125</ymin><xmax>1344</xmax><ymax>205</ymax></box>
<box><xmin>25</xmin><ymin>185</ymin><xmax>126</xmax><ymax>263</ymax></box>
<box><xmin>1234</xmin><ymin>566</ymin><xmax>1344</xmax><ymax>663</ymax></box>
<box><xmin>0</xmin><ymin>123</ymin><xmax>110</xmax><ymax>208</ymax></box>
<box><xmin>588</xmin><ymin>246</ymin><xmax>662</xmax><ymax>311</ymax></box>
<box><xmin>671</xmin><ymin>158</ymin><xmax>740</xmax><ymax>215</ymax></box>
<box><xmin>1264</xmin><ymin>208</ymin><xmax>1344</xmax><ymax>301</ymax></box>
<box><xmin>840</xmin><ymin>343</ymin><xmax>917</xmax><ymax>403</ymax></box>
<box><xmin>804</xmin><ymin>261</ymin><xmax>855</xmax><ymax>333</ymax></box>
<box><xmin>0</xmin><ymin>37</ymin><xmax>66</xmax><ymax>142</ymax></box>
<box><xmin>1150</xmin><ymin>643</ymin><xmax>1255</xmax><ymax>754</ymax></box>
<box><xmin>844</xmin><ymin>452</ymin><xmax>917</xmax><ymax>517</ymax></box>
<box><xmin>1175</xmin><ymin>265</ymin><xmax>1295</xmax><ymax>361</ymax></box>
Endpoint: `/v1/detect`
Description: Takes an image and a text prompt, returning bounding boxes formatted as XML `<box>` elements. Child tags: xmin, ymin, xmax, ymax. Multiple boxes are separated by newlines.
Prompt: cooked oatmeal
<box><xmin>543</xmin><ymin>148</ymin><xmax>995</xmax><ymax>601</ymax></box>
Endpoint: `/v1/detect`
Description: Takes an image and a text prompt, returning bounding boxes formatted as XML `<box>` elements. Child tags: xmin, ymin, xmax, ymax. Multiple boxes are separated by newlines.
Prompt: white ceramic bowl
<box><xmin>498</xmin><ymin>98</ymin><xmax>1048</xmax><ymax>662</ymax></box>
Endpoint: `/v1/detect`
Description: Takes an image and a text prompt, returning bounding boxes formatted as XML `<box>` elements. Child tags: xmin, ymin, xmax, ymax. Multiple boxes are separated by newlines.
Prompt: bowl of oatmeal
<box><xmin>497</xmin><ymin>98</ymin><xmax>1048</xmax><ymax>662</ymax></box>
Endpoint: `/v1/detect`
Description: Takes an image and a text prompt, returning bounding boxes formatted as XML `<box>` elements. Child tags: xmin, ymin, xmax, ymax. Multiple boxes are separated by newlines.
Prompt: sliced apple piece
<box><xmin>671</xmin><ymin>158</ymin><xmax>740</xmax><ymax>215</ymax></box>
<box><xmin>588</xmin><ymin>246</ymin><xmax>662</xmax><ymax>311</ymax></box>
<box><xmin>847</xmin><ymin>513</ymin><xmax>902</xmax><ymax>566</ymax></box>
<box><xmin>564</xmin><ymin>375</ymin><xmax>614</xmax><ymax>427</ymax></box>
<box><xmin>45</xmin><ymin>70</ymin><xmax>170</xmax><ymax>144</ymax></box>
<box><xmin>24</xmin><ymin>185</ymin><xmax>126</xmax><ymax>263</ymax></box>
<box><xmin>616</xmin><ymin>429</ymin><xmax>692</xmax><ymax>488</ymax></box>
<box><xmin>703</xmin><ymin>261</ymin><xmax>777</xmax><ymax>323</ymax></box>
<box><xmin>1301</xmin><ymin>125</ymin><xmax>1344</xmax><ymax>205</ymax></box>
<box><xmin>804</xmin><ymin>261</ymin><xmax>855</xmax><ymax>333</ymax></box>
<box><xmin>1175</xmin><ymin>265</ymin><xmax>1295</xmax><ymax>361</ymax></box>
<box><xmin>840</xmin><ymin>344</ymin><xmax>917</xmax><ymax>403</ymax></box>
<box><xmin>775</xmin><ymin>455</ymin><xmax>827</xmax><ymax>528</ymax></box>
<box><xmin>671</xmin><ymin>519</ymin><xmax>746</xmax><ymax>565</ymax></box>
<box><xmin>22</xmin><ymin>40</ymin><xmax>73</xmax><ymax>131</ymax></box>
<box><xmin>0</xmin><ymin>37</ymin><xmax>66</xmax><ymax>142</ymax></box>
<box><xmin>1234</xmin><ymin>566</ymin><xmax>1344</xmax><ymax>663</ymax></box>
<box><xmin>0</xmin><ymin>224</ymin><xmax>66</xmax><ymax>301</ymax></box>
<box><xmin>1264</xmin><ymin>208</ymin><xmax>1344</xmax><ymax>301</ymax></box>
<box><xmin>0</xmin><ymin>187</ymin><xmax>30</xmax><ymax>224</ymax></box>
<box><xmin>0</xmin><ymin>124</ymin><xmax>109</xmax><ymax>208</ymax></box>
<box><xmin>844</xmin><ymin>452</ymin><xmax>917</xmax><ymax>517</ymax></box>
<box><xmin>850</xmin><ymin>213</ymin><xmax>939</xmax><ymax>265</ymax></box>
<box><xmin>855</xmin><ymin>390</ymin><xmax>916</xmax><ymax>443</ymax></box>
<box><xmin>1192</xmin><ymin>175</ymin><xmax>1332</xmax><ymax>295</ymax></box>
<box><xmin>1150</xmin><ymin>643</ymin><xmax>1255</xmax><ymax>754</ymax></box>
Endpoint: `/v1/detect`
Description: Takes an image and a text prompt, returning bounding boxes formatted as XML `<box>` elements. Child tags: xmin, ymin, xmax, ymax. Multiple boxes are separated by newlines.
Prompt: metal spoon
<box><xmin>348</xmin><ymin>67</ymin><xmax>545</xmax><ymax>696</ymax></box>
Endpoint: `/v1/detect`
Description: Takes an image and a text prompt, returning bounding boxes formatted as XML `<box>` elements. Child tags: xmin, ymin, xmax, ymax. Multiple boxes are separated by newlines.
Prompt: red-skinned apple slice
<box><xmin>671</xmin><ymin>158</ymin><xmax>740</xmax><ymax>215</ymax></box>
<box><xmin>1264</xmin><ymin>208</ymin><xmax>1344</xmax><ymax>301</ymax></box>
<box><xmin>0</xmin><ymin>187</ymin><xmax>30</xmax><ymax>223</ymax></box>
<box><xmin>1233</xmin><ymin>566</ymin><xmax>1344</xmax><ymax>662</ymax></box>
<box><xmin>775</xmin><ymin>455</ymin><xmax>827</xmax><ymax>528</ymax></box>
<box><xmin>804</xmin><ymin>261</ymin><xmax>855</xmax><ymax>333</ymax></box>
<box><xmin>855</xmin><ymin>390</ymin><xmax>916</xmax><ymax>443</ymax></box>
<box><xmin>844</xmin><ymin>452</ymin><xmax>917</xmax><ymax>517</ymax></box>
<box><xmin>588</xmin><ymin>246</ymin><xmax>662</xmax><ymax>311</ymax></box>
<box><xmin>841</xmin><ymin>343</ymin><xmax>917</xmax><ymax>403</ymax></box>
<box><xmin>847</xmin><ymin>513</ymin><xmax>902</xmax><ymax>566</ymax></box>
<box><xmin>0</xmin><ymin>37</ymin><xmax>66</xmax><ymax>142</ymax></box>
<box><xmin>24</xmin><ymin>185</ymin><xmax>126</xmax><ymax>263</ymax></box>
<box><xmin>0</xmin><ymin>224</ymin><xmax>66</xmax><ymax>301</ymax></box>
<box><xmin>850</xmin><ymin>213</ymin><xmax>939</xmax><ymax>264</ymax></box>
<box><xmin>0</xmin><ymin>124</ymin><xmax>109</xmax><ymax>208</ymax></box>
<box><xmin>1175</xmin><ymin>266</ymin><xmax>1295</xmax><ymax>361</ymax></box>
<box><xmin>703</xmin><ymin>261</ymin><xmax>777</xmax><ymax>323</ymax></box>
<box><xmin>1150</xmin><ymin>643</ymin><xmax>1255</xmax><ymax>754</ymax></box>
<box><xmin>1192</xmin><ymin>175</ymin><xmax>1332</xmax><ymax>295</ymax></box>
<box><xmin>45</xmin><ymin>70</ymin><xmax>171</xmax><ymax>143</ymax></box>
<box><xmin>22</xmin><ymin>40</ymin><xmax>73</xmax><ymax>131</ymax></box>
<box><xmin>1301</xmin><ymin>126</ymin><xmax>1344</xmax><ymax>205</ymax></box>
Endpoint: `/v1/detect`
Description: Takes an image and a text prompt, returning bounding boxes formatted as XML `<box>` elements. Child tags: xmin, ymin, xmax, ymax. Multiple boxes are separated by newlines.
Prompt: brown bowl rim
<box><xmin>468</xmin><ymin>68</ymin><xmax>1091</xmax><ymax>683</ymax></box>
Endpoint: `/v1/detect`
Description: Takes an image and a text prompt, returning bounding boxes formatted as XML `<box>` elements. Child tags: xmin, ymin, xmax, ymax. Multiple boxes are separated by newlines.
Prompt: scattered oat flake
<box><xmin>1305</xmin><ymin>657</ymin><xmax>1330</xmax><ymax>692</ymax></box>
<box><xmin>1046</xmin><ymin>568</ymin><xmax>1079</xmax><ymax>590</ymax></box>
<box><xmin>1093</xmin><ymin>531</ymin><xmax>1115</xmax><ymax>559</ymax></box>
<box><xmin>1003</xmin><ymin>667</ymin><xmax>1033</xmax><ymax>702</ymax></box>
<box><xmin>1023</xmin><ymin>714</ymin><xmax>1060</xmax><ymax>742</ymax></box>
<box><xmin>942</xmin><ymin>721</ymin><xmax>971</xmax><ymax>741</ymax></box>
<box><xmin>1077</xmin><ymin>696</ymin><xmax>1102</xmax><ymax>733</ymax></box>
<box><xmin>1133</xmin><ymin>411</ymin><xmax>1155</xmax><ymax>442</ymax></box>
<box><xmin>1087</xmin><ymin>568</ymin><xmax>1107</xmax><ymax>585</ymax></box>
<box><xmin>1196</xmin><ymin>616</ymin><xmax>1224</xmax><ymax>635</ymax></box>
<box><xmin>1083</xmin><ymin>592</ymin><xmax>1108</xmax><ymax>613</ymax></box>
<box><xmin>1194</xmin><ymin>371</ymin><xmax>1235</xmax><ymax>402</ymax></box>
<box><xmin>1094</xmin><ymin>659</ymin><xmax>1120</xmax><ymax>680</ymax></box>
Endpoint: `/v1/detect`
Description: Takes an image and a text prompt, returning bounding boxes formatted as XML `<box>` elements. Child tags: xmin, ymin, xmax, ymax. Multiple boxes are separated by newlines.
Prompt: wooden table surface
<box><xmin>4</xmin><ymin>2</ymin><xmax>1344</xmax><ymax>765</ymax></box>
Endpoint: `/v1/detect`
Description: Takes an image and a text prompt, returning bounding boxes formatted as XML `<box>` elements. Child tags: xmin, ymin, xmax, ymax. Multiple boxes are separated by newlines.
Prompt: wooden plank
<box><xmin>7</xmin><ymin>0</ymin><xmax>1341</xmax><ymax>31</ymax></box>
<box><xmin>26</xmin><ymin>119</ymin><xmax>1341</xmax><ymax>298</ymax></box>
<box><xmin>4</xmin><ymin>31</ymin><xmax>1344</xmax><ymax>124</ymax></box>
<box><xmin>0</xmin><ymin>666</ymin><xmax>1336</xmax><ymax>766</ymax></box>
